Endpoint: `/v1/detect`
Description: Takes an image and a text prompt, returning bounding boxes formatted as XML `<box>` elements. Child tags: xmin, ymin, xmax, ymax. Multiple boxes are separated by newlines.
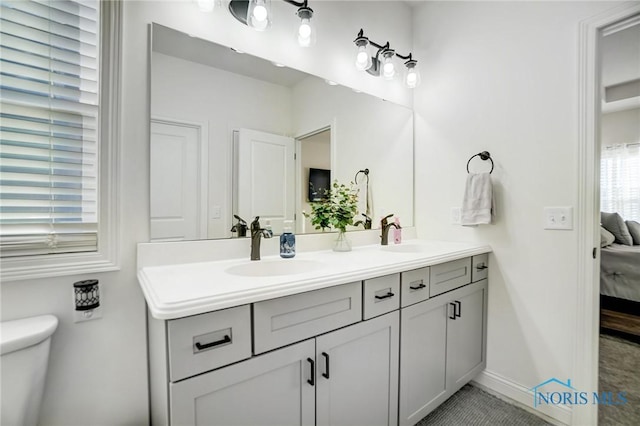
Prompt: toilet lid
<box><xmin>1</xmin><ymin>315</ymin><xmax>58</xmax><ymax>355</ymax></box>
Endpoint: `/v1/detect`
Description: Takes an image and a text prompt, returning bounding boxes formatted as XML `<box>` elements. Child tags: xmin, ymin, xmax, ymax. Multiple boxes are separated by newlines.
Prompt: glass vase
<box><xmin>333</xmin><ymin>230</ymin><xmax>352</xmax><ymax>252</ymax></box>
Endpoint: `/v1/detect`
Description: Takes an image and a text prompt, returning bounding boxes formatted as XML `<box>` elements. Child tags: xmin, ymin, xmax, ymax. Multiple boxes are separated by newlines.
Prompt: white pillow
<box><xmin>600</xmin><ymin>226</ymin><xmax>615</xmax><ymax>248</ymax></box>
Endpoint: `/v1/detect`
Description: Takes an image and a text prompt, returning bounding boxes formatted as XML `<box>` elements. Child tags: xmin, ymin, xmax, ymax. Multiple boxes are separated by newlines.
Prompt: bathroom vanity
<box><xmin>138</xmin><ymin>239</ymin><xmax>490</xmax><ymax>426</ymax></box>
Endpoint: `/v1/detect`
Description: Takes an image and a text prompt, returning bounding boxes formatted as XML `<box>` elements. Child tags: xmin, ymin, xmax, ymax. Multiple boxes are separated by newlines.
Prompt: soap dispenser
<box><xmin>393</xmin><ymin>217</ymin><xmax>402</xmax><ymax>244</ymax></box>
<box><xmin>280</xmin><ymin>220</ymin><xmax>296</xmax><ymax>258</ymax></box>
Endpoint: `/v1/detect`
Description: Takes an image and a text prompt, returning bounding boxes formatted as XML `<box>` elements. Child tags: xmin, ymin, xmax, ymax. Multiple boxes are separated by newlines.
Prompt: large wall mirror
<box><xmin>150</xmin><ymin>23</ymin><xmax>414</xmax><ymax>241</ymax></box>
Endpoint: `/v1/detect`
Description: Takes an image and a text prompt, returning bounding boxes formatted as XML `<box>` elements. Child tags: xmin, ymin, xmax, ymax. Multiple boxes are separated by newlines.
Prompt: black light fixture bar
<box><xmin>355</xmin><ymin>29</ymin><xmax>415</xmax><ymax>65</ymax></box>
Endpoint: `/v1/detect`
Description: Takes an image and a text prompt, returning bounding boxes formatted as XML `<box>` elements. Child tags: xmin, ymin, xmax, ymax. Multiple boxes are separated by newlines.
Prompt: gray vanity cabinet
<box><xmin>315</xmin><ymin>311</ymin><xmax>399</xmax><ymax>426</ymax></box>
<box><xmin>148</xmin><ymin>254</ymin><xmax>488</xmax><ymax>426</ymax></box>
<box><xmin>170</xmin><ymin>339</ymin><xmax>315</xmax><ymax>425</ymax></box>
<box><xmin>399</xmin><ymin>279</ymin><xmax>488</xmax><ymax>426</ymax></box>
<box><xmin>170</xmin><ymin>311</ymin><xmax>398</xmax><ymax>426</ymax></box>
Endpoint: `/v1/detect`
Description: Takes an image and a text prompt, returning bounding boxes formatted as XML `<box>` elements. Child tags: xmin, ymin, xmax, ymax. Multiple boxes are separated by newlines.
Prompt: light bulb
<box><xmin>196</xmin><ymin>0</ymin><xmax>215</xmax><ymax>12</ymax></box>
<box><xmin>354</xmin><ymin>43</ymin><xmax>372</xmax><ymax>71</ymax></box>
<box><xmin>355</xmin><ymin>48</ymin><xmax>369</xmax><ymax>70</ymax></box>
<box><xmin>247</xmin><ymin>0</ymin><xmax>271</xmax><ymax>31</ymax></box>
<box><xmin>296</xmin><ymin>7</ymin><xmax>315</xmax><ymax>47</ymax></box>
<box><xmin>404</xmin><ymin>61</ymin><xmax>421</xmax><ymax>88</ymax></box>
<box><xmin>299</xmin><ymin>19</ymin><xmax>311</xmax><ymax>38</ymax></box>
<box><xmin>253</xmin><ymin>5</ymin><xmax>267</xmax><ymax>21</ymax></box>
<box><xmin>381</xmin><ymin>49</ymin><xmax>396</xmax><ymax>80</ymax></box>
<box><xmin>383</xmin><ymin>61</ymin><xmax>395</xmax><ymax>79</ymax></box>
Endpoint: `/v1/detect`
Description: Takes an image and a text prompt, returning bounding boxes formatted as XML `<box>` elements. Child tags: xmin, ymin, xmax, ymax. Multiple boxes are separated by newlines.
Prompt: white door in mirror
<box><xmin>236</xmin><ymin>129</ymin><xmax>295</xmax><ymax>235</ymax></box>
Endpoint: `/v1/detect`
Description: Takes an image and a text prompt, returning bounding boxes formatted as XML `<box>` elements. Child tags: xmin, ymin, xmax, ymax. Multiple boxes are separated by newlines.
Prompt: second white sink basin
<box><xmin>225</xmin><ymin>259</ymin><xmax>326</xmax><ymax>277</ymax></box>
<box><xmin>380</xmin><ymin>244</ymin><xmax>428</xmax><ymax>253</ymax></box>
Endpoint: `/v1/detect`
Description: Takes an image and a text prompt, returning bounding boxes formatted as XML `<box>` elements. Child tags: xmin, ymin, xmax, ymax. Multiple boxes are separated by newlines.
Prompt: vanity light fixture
<box><xmin>228</xmin><ymin>0</ymin><xmax>315</xmax><ymax>47</ymax></box>
<box><xmin>353</xmin><ymin>29</ymin><xmax>421</xmax><ymax>89</ymax></box>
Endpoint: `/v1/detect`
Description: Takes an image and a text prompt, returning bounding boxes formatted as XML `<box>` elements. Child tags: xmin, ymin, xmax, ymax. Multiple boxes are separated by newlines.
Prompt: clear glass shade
<box><xmin>355</xmin><ymin>45</ymin><xmax>372</xmax><ymax>71</ymax></box>
<box><xmin>247</xmin><ymin>0</ymin><xmax>271</xmax><ymax>31</ymax></box>
<box><xmin>297</xmin><ymin>17</ymin><xmax>316</xmax><ymax>47</ymax></box>
<box><xmin>381</xmin><ymin>53</ymin><xmax>396</xmax><ymax>80</ymax></box>
<box><xmin>404</xmin><ymin>64</ymin><xmax>421</xmax><ymax>88</ymax></box>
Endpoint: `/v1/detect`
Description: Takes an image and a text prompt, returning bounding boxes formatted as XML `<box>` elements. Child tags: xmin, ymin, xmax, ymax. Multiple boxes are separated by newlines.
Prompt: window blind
<box><xmin>0</xmin><ymin>0</ymin><xmax>100</xmax><ymax>257</ymax></box>
<box><xmin>601</xmin><ymin>143</ymin><xmax>640</xmax><ymax>222</ymax></box>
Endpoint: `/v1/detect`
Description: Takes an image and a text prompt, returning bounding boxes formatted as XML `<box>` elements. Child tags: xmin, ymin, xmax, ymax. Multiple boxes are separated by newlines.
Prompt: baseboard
<box><xmin>472</xmin><ymin>370</ymin><xmax>571</xmax><ymax>426</ymax></box>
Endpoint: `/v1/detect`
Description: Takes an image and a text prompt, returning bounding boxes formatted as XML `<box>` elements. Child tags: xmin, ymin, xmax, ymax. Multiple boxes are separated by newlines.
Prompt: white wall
<box><xmin>152</xmin><ymin>52</ymin><xmax>293</xmax><ymax>238</ymax></box>
<box><xmin>0</xmin><ymin>2</ymin><xmax>413</xmax><ymax>425</ymax></box>
<box><xmin>412</xmin><ymin>1</ymin><xmax>623</xmax><ymax>422</ymax></box>
<box><xmin>601</xmin><ymin>107</ymin><xmax>640</xmax><ymax>146</ymax></box>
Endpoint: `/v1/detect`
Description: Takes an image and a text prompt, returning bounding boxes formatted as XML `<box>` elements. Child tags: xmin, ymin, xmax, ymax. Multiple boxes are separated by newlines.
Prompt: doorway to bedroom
<box><xmin>597</xmin><ymin>18</ymin><xmax>640</xmax><ymax>341</ymax></box>
<box><xmin>596</xmin><ymin>14</ymin><xmax>640</xmax><ymax>426</ymax></box>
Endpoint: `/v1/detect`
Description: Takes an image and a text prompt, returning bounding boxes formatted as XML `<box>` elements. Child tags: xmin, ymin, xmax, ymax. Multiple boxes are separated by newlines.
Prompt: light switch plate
<box><xmin>544</xmin><ymin>206</ymin><xmax>573</xmax><ymax>230</ymax></box>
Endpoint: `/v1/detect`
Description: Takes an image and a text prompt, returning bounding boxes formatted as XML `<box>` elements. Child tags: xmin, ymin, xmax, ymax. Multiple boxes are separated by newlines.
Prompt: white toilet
<box><xmin>1</xmin><ymin>315</ymin><xmax>58</xmax><ymax>426</ymax></box>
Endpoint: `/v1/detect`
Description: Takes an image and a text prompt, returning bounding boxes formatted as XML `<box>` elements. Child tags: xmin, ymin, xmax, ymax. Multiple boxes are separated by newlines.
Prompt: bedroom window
<box><xmin>0</xmin><ymin>0</ymin><xmax>120</xmax><ymax>279</ymax></box>
<box><xmin>601</xmin><ymin>142</ymin><xmax>640</xmax><ymax>221</ymax></box>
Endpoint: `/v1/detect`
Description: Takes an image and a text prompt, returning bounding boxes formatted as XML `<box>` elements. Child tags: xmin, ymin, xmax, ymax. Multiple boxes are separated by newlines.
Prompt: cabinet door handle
<box><xmin>307</xmin><ymin>358</ymin><xmax>315</xmax><ymax>386</ymax></box>
<box><xmin>322</xmin><ymin>352</ymin><xmax>330</xmax><ymax>379</ymax></box>
<box><xmin>375</xmin><ymin>292</ymin><xmax>395</xmax><ymax>300</ymax></box>
<box><xmin>449</xmin><ymin>303</ymin><xmax>457</xmax><ymax>320</ymax></box>
<box><xmin>194</xmin><ymin>335</ymin><xmax>231</xmax><ymax>351</ymax></box>
<box><xmin>476</xmin><ymin>264</ymin><xmax>488</xmax><ymax>270</ymax></box>
<box><xmin>409</xmin><ymin>281</ymin><xmax>426</xmax><ymax>290</ymax></box>
<box><xmin>455</xmin><ymin>300</ymin><xmax>462</xmax><ymax>318</ymax></box>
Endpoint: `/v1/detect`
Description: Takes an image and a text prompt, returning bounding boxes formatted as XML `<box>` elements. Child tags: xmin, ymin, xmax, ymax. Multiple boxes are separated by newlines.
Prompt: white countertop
<box><xmin>138</xmin><ymin>239</ymin><xmax>491</xmax><ymax>320</ymax></box>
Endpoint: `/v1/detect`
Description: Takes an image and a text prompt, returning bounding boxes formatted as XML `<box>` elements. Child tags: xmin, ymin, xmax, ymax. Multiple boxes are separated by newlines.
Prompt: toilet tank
<box><xmin>1</xmin><ymin>315</ymin><xmax>58</xmax><ymax>426</ymax></box>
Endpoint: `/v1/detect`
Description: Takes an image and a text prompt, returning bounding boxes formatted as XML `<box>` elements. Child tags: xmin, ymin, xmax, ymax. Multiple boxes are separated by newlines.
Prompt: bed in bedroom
<box><xmin>599</xmin><ymin>214</ymin><xmax>640</xmax><ymax>340</ymax></box>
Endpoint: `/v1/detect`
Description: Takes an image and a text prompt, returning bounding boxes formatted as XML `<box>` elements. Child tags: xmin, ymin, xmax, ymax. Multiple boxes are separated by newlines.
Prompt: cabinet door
<box><xmin>170</xmin><ymin>339</ymin><xmax>315</xmax><ymax>426</ymax></box>
<box><xmin>399</xmin><ymin>297</ymin><xmax>448</xmax><ymax>426</ymax></box>
<box><xmin>446</xmin><ymin>279</ymin><xmax>487</xmax><ymax>393</ymax></box>
<box><xmin>316</xmin><ymin>311</ymin><xmax>399</xmax><ymax>426</ymax></box>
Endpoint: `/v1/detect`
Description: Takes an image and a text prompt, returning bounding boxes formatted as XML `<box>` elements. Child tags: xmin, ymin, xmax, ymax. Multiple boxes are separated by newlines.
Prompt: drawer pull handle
<box><xmin>375</xmin><ymin>292</ymin><xmax>395</xmax><ymax>300</ymax></box>
<box><xmin>449</xmin><ymin>303</ymin><xmax>457</xmax><ymax>320</ymax></box>
<box><xmin>455</xmin><ymin>300</ymin><xmax>462</xmax><ymax>318</ymax></box>
<box><xmin>322</xmin><ymin>352</ymin><xmax>330</xmax><ymax>379</ymax></box>
<box><xmin>476</xmin><ymin>264</ymin><xmax>488</xmax><ymax>270</ymax></box>
<box><xmin>195</xmin><ymin>335</ymin><xmax>231</xmax><ymax>351</ymax></box>
<box><xmin>307</xmin><ymin>358</ymin><xmax>315</xmax><ymax>386</ymax></box>
<box><xmin>409</xmin><ymin>282</ymin><xmax>426</xmax><ymax>290</ymax></box>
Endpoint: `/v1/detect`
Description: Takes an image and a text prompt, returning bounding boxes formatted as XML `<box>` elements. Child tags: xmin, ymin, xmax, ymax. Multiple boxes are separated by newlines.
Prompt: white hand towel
<box><xmin>461</xmin><ymin>172</ymin><xmax>495</xmax><ymax>226</ymax></box>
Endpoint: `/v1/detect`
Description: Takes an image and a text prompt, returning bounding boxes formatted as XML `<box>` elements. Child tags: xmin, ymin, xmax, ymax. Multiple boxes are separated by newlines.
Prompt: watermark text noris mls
<box><xmin>530</xmin><ymin>378</ymin><xmax>627</xmax><ymax>408</ymax></box>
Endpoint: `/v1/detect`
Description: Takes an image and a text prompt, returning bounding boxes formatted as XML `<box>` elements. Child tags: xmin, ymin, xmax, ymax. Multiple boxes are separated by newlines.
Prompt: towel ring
<box><xmin>355</xmin><ymin>168</ymin><xmax>369</xmax><ymax>184</ymax></box>
<box><xmin>466</xmin><ymin>151</ymin><xmax>494</xmax><ymax>174</ymax></box>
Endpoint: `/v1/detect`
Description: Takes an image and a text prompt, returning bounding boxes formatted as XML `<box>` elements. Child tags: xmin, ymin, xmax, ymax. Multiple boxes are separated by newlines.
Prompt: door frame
<box><xmin>150</xmin><ymin>116</ymin><xmax>209</xmax><ymax>239</ymax></box>
<box><xmin>574</xmin><ymin>4</ymin><xmax>640</xmax><ymax>425</ymax></box>
<box><xmin>294</xmin><ymin>122</ymin><xmax>335</xmax><ymax>234</ymax></box>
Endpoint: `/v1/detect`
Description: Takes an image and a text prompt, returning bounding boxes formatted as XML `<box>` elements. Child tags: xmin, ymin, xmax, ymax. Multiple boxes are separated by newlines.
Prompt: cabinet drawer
<box><xmin>363</xmin><ymin>274</ymin><xmax>400</xmax><ymax>320</ymax></box>
<box><xmin>168</xmin><ymin>305</ymin><xmax>251</xmax><ymax>382</ymax></box>
<box><xmin>429</xmin><ymin>257</ymin><xmax>472</xmax><ymax>297</ymax></box>
<box><xmin>471</xmin><ymin>254</ymin><xmax>489</xmax><ymax>282</ymax></box>
<box><xmin>253</xmin><ymin>281</ymin><xmax>362</xmax><ymax>354</ymax></box>
<box><xmin>401</xmin><ymin>267</ymin><xmax>430</xmax><ymax>307</ymax></box>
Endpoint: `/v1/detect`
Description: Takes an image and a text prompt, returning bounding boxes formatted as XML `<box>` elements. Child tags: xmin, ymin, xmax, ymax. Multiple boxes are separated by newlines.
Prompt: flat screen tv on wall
<box><xmin>308</xmin><ymin>168</ymin><xmax>331</xmax><ymax>202</ymax></box>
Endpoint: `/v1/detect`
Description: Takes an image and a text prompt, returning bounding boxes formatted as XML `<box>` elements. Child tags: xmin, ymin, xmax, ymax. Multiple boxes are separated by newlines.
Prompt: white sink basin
<box><xmin>225</xmin><ymin>259</ymin><xmax>326</xmax><ymax>277</ymax></box>
<box><xmin>380</xmin><ymin>244</ymin><xmax>428</xmax><ymax>253</ymax></box>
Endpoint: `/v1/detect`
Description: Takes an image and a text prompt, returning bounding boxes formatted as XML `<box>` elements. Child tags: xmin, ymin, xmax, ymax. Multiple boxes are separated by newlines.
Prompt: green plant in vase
<box><xmin>304</xmin><ymin>180</ymin><xmax>359</xmax><ymax>251</ymax></box>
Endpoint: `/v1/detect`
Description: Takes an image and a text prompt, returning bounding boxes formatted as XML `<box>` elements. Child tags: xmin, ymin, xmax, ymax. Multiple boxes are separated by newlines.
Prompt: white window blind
<box><xmin>600</xmin><ymin>143</ymin><xmax>640</xmax><ymax>222</ymax></box>
<box><xmin>1</xmin><ymin>0</ymin><xmax>100</xmax><ymax>257</ymax></box>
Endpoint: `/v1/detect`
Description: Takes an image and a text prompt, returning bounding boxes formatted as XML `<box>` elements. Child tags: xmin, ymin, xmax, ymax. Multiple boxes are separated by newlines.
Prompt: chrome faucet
<box><xmin>380</xmin><ymin>214</ymin><xmax>400</xmax><ymax>246</ymax></box>
<box><xmin>250</xmin><ymin>216</ymin><xmax>272</xmax><ymax>260</ymax></box>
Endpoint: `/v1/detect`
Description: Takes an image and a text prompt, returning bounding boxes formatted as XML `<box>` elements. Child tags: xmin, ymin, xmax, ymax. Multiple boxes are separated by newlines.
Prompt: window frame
<box><xmin>0</xmin><ymin>1</ymin><xmax>121</xmax><ymax>281</ymax></box>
